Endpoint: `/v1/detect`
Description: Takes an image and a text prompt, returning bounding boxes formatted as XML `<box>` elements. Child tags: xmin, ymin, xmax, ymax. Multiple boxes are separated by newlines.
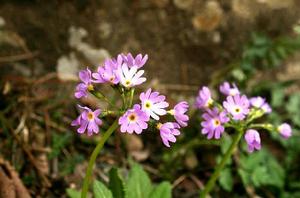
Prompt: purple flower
<box><xmin>122</xmin><ymin>53</ymin><xmax>148</xmax><ymax>68</ymax></box>
<box><xmin>119</xmin><ymin>104</ymin><xmax>150</xmax><ymax>134</ymax></box>
<box><xmin>201</xmin><ymin>107</ymin><xmax>229</xmax><ymax>139</ymax></box>
<box><xmin>92</xmin><ymin>56</ymin><xmax>122</xmax><ymax>84</ymax></box>
<box><xmin>157</xmin><ymin>122</ymin><xmax>180</xmax><ymax>147</ymax></box>
<box><xmin>195</xmin><ymin>86</ymin><xmax>213</xmax><ymax>109</ymax></box>
<box><xmin>278</xmin><ymin>123</ymin><xmax>292</xmax><ymax>139</ymax></box>
<box><xmin>140</xmin><ymin>88</ymin><xmax>169</xmax><ymax>120</ymax></box>
<box><xmin>117</xmin><ymin>64</ymin><xmax>146</xmax><ymax>88</ymax></box>
<box><xmin>169</xmin><ymin>101</ymin><xmax>189</xmax><ymax>127</ymax></box>
<box><xmin>261</xmin><ymin>103</ymin><xmax>272</xmax><ymax>114</ymax></box>
<box><xmin>223</xmin><ymin>94</ymin><xmax>250</xmax><ymax>120</ymax></box>
<box><xmin>75</xmin><ymin>68</ymin><xmax>94</xmax><ymax>98</ymax></box>
<box><xmin>244</xmin><ymin>129</ymin><xmax>261</xmax><ymax>153</ymax></box>
<box><xmin>250</xmin><ymin>96</ymin><xmax>272</xmax><ymax>114</ymax></box>
<box><xmin>71</xmin><ymin>105</ymin><xmax>102</xmax><ymax>136</ymax></box>
<box><xmin>220</xmin><ymin>82</ymin><xmax>240</xmax><ymax>96</ymax></box>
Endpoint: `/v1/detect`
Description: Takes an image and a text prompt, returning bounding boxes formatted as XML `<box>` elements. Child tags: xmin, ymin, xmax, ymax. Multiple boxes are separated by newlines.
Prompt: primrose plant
<box><xmin>71</xmin><ymin>53</ymin><xmax>189</xmax><ymax>198</ymax></box>
<box><xmin>196</xmin><ymin>82</ymin><xmax>292</xmax><ymax>197</ymax></box>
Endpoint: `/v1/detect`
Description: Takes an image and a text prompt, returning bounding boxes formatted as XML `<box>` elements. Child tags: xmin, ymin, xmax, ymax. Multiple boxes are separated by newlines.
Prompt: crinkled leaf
<box><xmin>66</xmin><ymin>188</ymin><xmax>81</xmax><ymax>198</ymax></box>
<box><xmin>149</xmin><ymin>182</ymin><xmax>172</xmax><ymax>198</ymax></box>
<box><xmin>109</xmin><ymin>167</ymin><xmax>126</xmax><ymax>198</ymax></box>
<box><xmin>271</xmin><ymin>87</ymin><xmax>284</xmax><ymax>107</ymax></box>
<box><xmin>127</xmin><ymin>163</ymin><xmax>152</xmax><ymax>198</ymax></box>
<box><xmin>239</xmin><ymin>149</ymin><xmax>285</xmax><ymax>188</ymax></box>
<box><xmin>219</xmin><ymin>168</ymin><xmax>233</xmax><ymax>191</ymax></box>
<box><xmin>238</xmin><ymin>169</ymin><xmax>251</xmax><ymax>187</ymax></box>
<box><xmin>93</xmin><ymin>180</ymin><xmax>113</xmax><ymax>198</ymax></box>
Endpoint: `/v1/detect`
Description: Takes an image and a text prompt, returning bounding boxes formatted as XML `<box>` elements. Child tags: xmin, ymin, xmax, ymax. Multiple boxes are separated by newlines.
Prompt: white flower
<box><xmin>118</xmin><ymin>64</ymin><xmax>146</xmax><ymax>88</ymax></box>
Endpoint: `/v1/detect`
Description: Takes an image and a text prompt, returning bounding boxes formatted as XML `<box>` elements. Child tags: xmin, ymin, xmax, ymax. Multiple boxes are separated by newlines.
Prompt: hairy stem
<box><xmin>128</xmin><ymin>88</ymin><xmax>135</xmax><ymax>108</ymax></box>
<box><xmin>92</xmin><ymin>91</ymin><xmax>115</xmax><ymax>107</ymax></box>
<box><xmin>200</xmin><ymin>128</ymin><xmax>244</xmax><ymax>198</ymax></box>
<box><xmin>81</xmin><ymin>119</ymin><xmax>119</xmax><ymax>198</ymax></box>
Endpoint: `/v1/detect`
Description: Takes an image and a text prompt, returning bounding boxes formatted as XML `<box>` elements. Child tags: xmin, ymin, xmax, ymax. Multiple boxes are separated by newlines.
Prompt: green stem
<box><xmin>92</xmin><ymin>91</ymin><xmax>115</xmax><ymax>107</ymax></box>
<box><xmin>128</xmin><ymin>88</ymin><xmax>135</xmax><ymax>108</ymax></box>
<box><xmin>200</xmin><ymin>128</ymin><xmax>244</xmax><ymax>198</ymax></box>
<box><xmin>81</xmin><ymin>119</ymin><xmax>119</xmax><ymax>198</ymax></box>
<box><xmin>248</xmin><ymin>123</ymin><xmax>274</xmax><ymax>131</ymax></box>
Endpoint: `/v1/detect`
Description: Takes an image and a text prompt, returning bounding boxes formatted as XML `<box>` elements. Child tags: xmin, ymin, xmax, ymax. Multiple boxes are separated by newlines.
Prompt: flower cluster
<box><xmin>72</xmin><ymin>53</ymin><xmax>189</xmax><ymax>147</ymax></box>
<box><xmin>196</xmin><ymin>82</ymin><xmax>292</xmax><ymax>153</ymax></box>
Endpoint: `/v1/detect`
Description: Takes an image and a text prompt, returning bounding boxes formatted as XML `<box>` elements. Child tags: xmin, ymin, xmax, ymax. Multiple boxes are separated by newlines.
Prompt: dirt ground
<box><xmin>1</xmin><ymin>0</ymin><xmax>300</xmax><ymax>87</ymax></box>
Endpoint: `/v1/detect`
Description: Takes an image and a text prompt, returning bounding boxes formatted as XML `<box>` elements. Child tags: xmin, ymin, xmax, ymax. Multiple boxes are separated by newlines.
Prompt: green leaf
<box><xmin>149</xmin><ymin>182</ymin><xmax>172</xmax><ymax>198</ymax></box>
<box><xmin>238</xmin><ymin>169</ymin><xmax>251</xmax><ymax>186</ymax></box>
<box><xmin>219</xmin><ymin>168</ymin><xmax>233</xmax><ymax>191</ymax></box>
<box><xmin>109</xmin><ymin>167</ymin><xmax>126</xmax><ymax>198</ymax></box>
<box><xmin>252</xmin><ymin>166</ymin><xmax>270</xmax><ymax>187</ymax></box>
<box><xmin>285</xmin><ymin>94</ymin><xmax>300</xmax><ymax>127</ymax></box>
<box><xmin>93</xmin><ymin>180</ymin><xmax>113</xmax><ymax>198</ymax></box>
<box><xmin>271</xmin><ymin>87</ymin><xmax>284</xmax><ymax>107</ymax></box>
<box><xmin>294</xmin><ymin>25</ymin><xmax>300</xmax><ymax>35</ymax></box>
<box><xmin>127</xmin><ymin>163</ymin><xmax>153</xmax><ymax>198</ymax></box>
<box><xmin>66</xmin><ymin>188</ymin><xmax>81</xmax><ymax>198</ymax></box>
<box><xmin>238</xmin><ymin>149</ymin><xmax>285</xmax><ymax>188</ymax></box>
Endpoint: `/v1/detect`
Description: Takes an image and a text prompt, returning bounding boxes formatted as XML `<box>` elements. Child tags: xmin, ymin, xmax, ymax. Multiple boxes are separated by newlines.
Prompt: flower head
<box><xmin>220</xmin><ymin>82</ymin><xmax>240</xmax><ymax>96</ymax></box>
<box><xmin>92</xmin><ymin>56</ymin><xmax>122</xmax><ymax>84</ymax></box>
<box><xmin>278</xmin><ymin>123</ymin><xmax>292</xmax><ymax>139</ymax></box>
<box><xmin>170</xmin><ymin>101</ymin><xmax>189</xmax><ymax>127</ymax></box>
<box><xmin>122</xmin><ymin>53</ymin><xmax>148</xmax><ymax>68</ymax></box>
<box><xmin>223</xmin><ymin>94</ymin><xmax>250</xmax><ymax>120</ymax></box>
<box><xmin>75</xmin><ymin>68</ymin><xmax>94</xmax><ymax>98</ymax></box>
<box><xmin>244</xmin><ymin>129</ymin><xmax>261</xmax><ymax>153</ymax></box>
<box><xmin>119</xmin><ymin>104</ymin><xmax>150</xmax><ymax>134</ymax></box>
<box><xmin>71</xmin><ymin>105</ymin><xmax>102</xmax><ymax>136</ymax></box>
<box><xmin>250</xmin><ymin>96</ymin><xmax>272</xmax><ymax>114</ymax></box>
<box><xmin>201</xmin><ymin>107</ymin><xmax>229</xmax><ymax>139</ymax></box>
<box><xmin>118</xmin><ymin>64</ymin><xmax>146</xmax><ymax>88</ymax></box>
<box><xmin>157</xmin><ymin>122</ymin><xmax>180</xmax><ymax>147</ymax></box>
<box><xmin>261</xmin><ymin>103</ymin><xmax>272</xmax><ymax>114</ymax></box>
<box><xmin>140</xmin><ymin>88</ymin><xmax>169</xmax><ymax>120</ymax></box>
<box><xmin>195</xmin><ymin>86</ymin><xmax>213</xmax><ymax>109</ymax></box>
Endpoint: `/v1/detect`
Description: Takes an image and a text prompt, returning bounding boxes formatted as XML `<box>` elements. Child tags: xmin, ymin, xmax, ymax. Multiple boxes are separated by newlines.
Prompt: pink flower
<box><xmin>201</xmin><ymin>108</ymin><xmax>229</xmax><ymax>139</ymax></box>
<box><xmin>250</xmin><ymin>96</ymin><xmax>272</xmax><ymax>114</ymax></box>
<box><xmin>220</xmin><ymin>82</ymin><xmax>240</xmax><ymax>96</ymax></box>
<box><xmin>195</xmin><ymin>86</ymin><xmax>213</xmax><ymax>109</ymax></box>
<box><xmin>139</xmin><ymin>88</ymin><xmax>169</xmax><ymax>120</ymax></box>
<box><xmin>170</xmin><ymin>101</ymin><xmax>189</xmax><ymax>127</ymax></box>
<box><xmin>122</xmin><ymin>53</ymin><xmax>148</xmax><ymax>68</ymax></box>
<box><xmin>119</xmin><ymin>104</ymin><xmax>150</xmax><ymax>134</ymax></box>
<box><xmin>92</xmin><ymin>56</ymin><xmax>122</xmax><ymax>84</ymax></box>
<box><xmin>71</xmin><ymin>106</ymin><xmax>102</xmax><ymax>136</ymax></box>
<box><xmin>75</xmin><ymin>68</ymin><xmax>94</xmax><ymax>98</ymax></box>
<box><xmin>223</xmin><ymin>95</ymin><xmax>250</xmax><ymax>120</ymax></box>
<box><xmin>158</xmin><ymin>122</ymin><xmax>180</xmax><ymax>147</ymax></box>
<box><xmin>244</xmin><ymin>129</ymin><xmax>261</xmax><ymax>153</ymax></box>
<box><xmin>278</xmin><ymin>123</ymin><xmax>292</xmax><ymax>139</ymax></box>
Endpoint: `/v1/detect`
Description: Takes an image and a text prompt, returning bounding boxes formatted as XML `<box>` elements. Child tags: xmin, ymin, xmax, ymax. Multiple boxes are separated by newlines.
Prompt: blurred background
<box><xmin>0</xmin><ymin>0</ymin><xmax>300</xmax><ymax>197</ymax></box>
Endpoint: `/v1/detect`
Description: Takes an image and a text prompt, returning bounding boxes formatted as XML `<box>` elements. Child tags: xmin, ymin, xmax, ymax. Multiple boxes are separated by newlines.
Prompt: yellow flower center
<box><xmin>87</xmin><ymin>84</ymin><xmax>94</xmax><ymax>91</ymax></box>
<box><xmin>156</xmin><ymin>123</ymin><xmax>162</xmax><ymax>129</ymax></box>
<box><xmin>213</xmin><ymin>119</ymin><xmax>220</xmax><ymax>127</ymax></box>
<box><xmin>125</xmin><ymin>80</ymin><xmax>131</xmax><ymax>86</ymax></box>
<box><xmin>128</xmin><ymin>113</ymin><xmax>137</xmax><ymax>122</ymax></box>
<box><xmin>87</xmin><ymin>112</ymin><xmax>94</xmax><ymax>120</ymax></box>
<box><xmin>145</xmin><ymin>101</ymin><xmax>151</xmax><ymax>109</ymax></box>
<box><xmin>207</xmin><ymin>98</ymin><xmax>213</xmax><ymax>107</ymax></box>
<box><xmin>168</xmin><ymin>109</ymin><xmax>175</xmax><ymax>115</ymax></box>
<box><xmin>234</xmin><ymin>107</ymin><xmax>241</xmax><ymax>113</ymax></box>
